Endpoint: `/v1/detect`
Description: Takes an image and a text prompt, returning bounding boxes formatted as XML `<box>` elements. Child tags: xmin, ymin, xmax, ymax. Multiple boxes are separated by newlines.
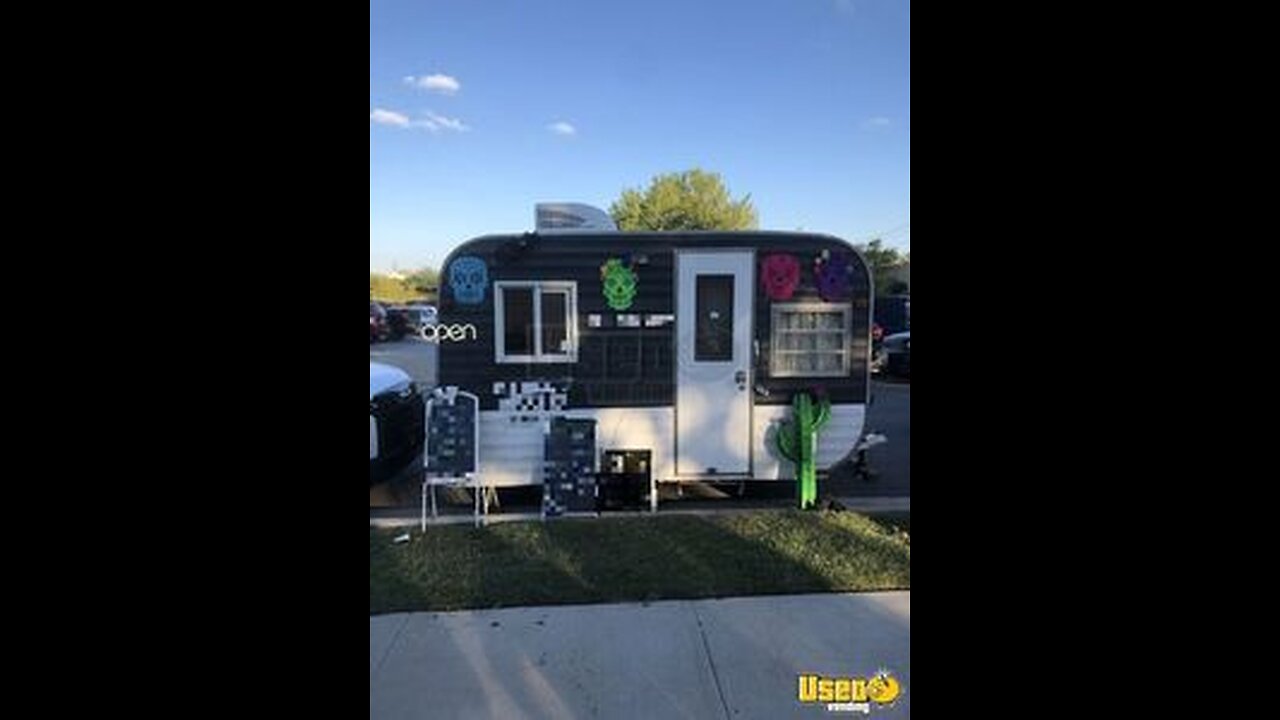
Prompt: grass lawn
<box><xmin>865</xmin><ymin>511</ymin><xmax>910</xmax><ymax>537</ymax></box>
<box><xmin>371</xmin><ymin>510</ymin><xmax>909</xmax><ymax>614</ymax></box>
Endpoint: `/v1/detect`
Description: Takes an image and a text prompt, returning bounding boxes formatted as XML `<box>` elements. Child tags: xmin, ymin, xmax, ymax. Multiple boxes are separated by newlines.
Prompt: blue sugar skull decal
<box><xmin>449</xmin><ymin>256</ymin><xmax>488</xmax><ymax>305</ymax></box>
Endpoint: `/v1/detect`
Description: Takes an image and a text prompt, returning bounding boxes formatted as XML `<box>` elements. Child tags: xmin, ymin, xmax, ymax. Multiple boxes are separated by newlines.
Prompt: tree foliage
<box><xmin>859</xmin><ymin>239</ymin><xmax>909</xmax><ymax>296</ymax></box>
<box><xmin>610</xmin><ymin>169</ymin><xmax>757</xmax><ymax>231</ymax></box>
<box><xmin>370</xmin><ymin>267</ymin><xmax>438</xmax><ymax>303</ymax></box>
<box><xmin>404</xmin><ymin>268</ymin><xmax>439</xmax><ymax>297</ymax></box>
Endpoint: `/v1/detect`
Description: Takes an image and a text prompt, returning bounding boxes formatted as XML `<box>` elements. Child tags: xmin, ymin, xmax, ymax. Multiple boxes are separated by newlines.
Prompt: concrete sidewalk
<box><xmin>371</xmin><ymin>591</ymin><xmax>910</xmax><ymax>719</ymax></box>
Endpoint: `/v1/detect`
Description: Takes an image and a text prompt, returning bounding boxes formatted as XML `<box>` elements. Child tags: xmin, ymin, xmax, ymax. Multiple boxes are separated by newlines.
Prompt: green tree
<box><xmin>859</xmin><ymin>239</ymin><xmax>908</xmax><ymax>296</ymax></box>
<box><xmin>369</xmin><ymin>273</ymin><xmax>414</xmax><ymax>303</ymax></box>
<box><xmin>370</xmin><ymin>267</ymin><xmax>441</xmax><ymax>303</ymax></box>
<box><xmin>405</xmin><ymin>267</ymin><xmax>439</xmax><ymax>300</ymax></box>
<box><xmin>610</xmin><ymin>169</ymin><xmax>757</xmax><ymax>231</ymax></box>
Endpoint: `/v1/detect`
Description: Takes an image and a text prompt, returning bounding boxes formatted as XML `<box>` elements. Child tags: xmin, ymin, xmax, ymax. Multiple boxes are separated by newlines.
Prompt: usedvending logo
<box><xmin>797</xmin><ymin>670</ymin><xmax>901</xmax><ymax>714</ymax></box>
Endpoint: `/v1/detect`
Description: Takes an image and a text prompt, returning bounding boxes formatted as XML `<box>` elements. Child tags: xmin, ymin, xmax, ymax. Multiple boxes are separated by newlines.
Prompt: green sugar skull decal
<box><xmin>600</xmin><ymin>258</ymin><xmax>638</xmax><ymax>310</ymax></box>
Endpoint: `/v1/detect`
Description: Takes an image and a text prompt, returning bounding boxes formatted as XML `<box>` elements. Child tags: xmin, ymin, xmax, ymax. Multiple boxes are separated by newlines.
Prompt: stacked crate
<box><xmin>542</xmin><ymin>418</ymin><xmax>597</xmax><ymax>517</ymax></box>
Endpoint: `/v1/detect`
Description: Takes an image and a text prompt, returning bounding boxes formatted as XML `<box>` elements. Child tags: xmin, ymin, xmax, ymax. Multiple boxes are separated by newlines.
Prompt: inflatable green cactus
<box><xmin>776</xmin><ymin>392</ymin><xmax>831</xmax><ymax>509</ymax></box>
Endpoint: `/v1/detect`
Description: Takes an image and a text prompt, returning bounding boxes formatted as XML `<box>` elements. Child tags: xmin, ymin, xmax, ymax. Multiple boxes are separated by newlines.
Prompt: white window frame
<box><xmin>770</xmin><ymin>302</ymin><xmax>853</xmax><ymax>378</ymax></box>
<box><xmin>494</xmin><ymin>281</ymin><xmax>579</xmax><ymax>363</ymax></box>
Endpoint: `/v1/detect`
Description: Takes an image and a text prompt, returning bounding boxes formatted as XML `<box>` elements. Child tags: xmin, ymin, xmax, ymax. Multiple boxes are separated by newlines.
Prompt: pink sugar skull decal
<box><xmin>814</xmin><ymin>250</ymin><xmax>854</xmax><ymax>301</ymax></box>
<box><xmin>760</xmin><ymin>253</ymin><xmax>800</xmax><ymax>301</ymax></box>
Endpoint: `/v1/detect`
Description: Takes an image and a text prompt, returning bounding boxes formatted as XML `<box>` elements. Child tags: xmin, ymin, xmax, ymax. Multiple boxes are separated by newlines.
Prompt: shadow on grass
<box><xmin>864</xmin><ymin>511</ymin><xmax>910</xmax><ymax>536</ymax></box>
<box><xmin>371</xmin><ymin>511</ymin><xmax>910</xmax><ymax>614</ymax></box>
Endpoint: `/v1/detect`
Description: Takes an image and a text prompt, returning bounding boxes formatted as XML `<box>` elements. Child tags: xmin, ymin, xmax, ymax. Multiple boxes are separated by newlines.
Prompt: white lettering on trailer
<box><xmin>420</xmin><ymin>324</ymin><xmax>478</xmax><ymax>342</ymax></box>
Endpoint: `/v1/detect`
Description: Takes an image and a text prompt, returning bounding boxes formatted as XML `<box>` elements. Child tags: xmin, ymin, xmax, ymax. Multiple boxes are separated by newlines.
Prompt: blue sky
<box><xmin>370</xmin><ymin>0</ymin><xmax>909</xmax><ymax>272</ymax></box>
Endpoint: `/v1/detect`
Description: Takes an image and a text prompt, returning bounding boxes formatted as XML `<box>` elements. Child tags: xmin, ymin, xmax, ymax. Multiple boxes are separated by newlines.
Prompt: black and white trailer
<box><xmin>432</xmin><ymin>205</ymin><xmax>873</xmax><ymax>506</ymax></box>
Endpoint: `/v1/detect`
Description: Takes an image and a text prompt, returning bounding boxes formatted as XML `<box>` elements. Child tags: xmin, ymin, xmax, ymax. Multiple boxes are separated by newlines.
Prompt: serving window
<box><xmin>770</xmin><ymin>303</ymin><xmax>852</xmax><ymax>377</ymax></box>
<box><xmin>495</xmin><ymin>281</ymin><xmax>578</xmax><ymax>363</ymax></box>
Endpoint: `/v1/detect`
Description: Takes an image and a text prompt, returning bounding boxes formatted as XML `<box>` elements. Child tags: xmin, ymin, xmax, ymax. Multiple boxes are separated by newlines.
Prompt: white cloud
<box><xmin>862</xmin><ymin>116</ymin><xmax>891</xmax><ymax>130</ymax></box>
<box><xmin>548</xmin><ymin>121</ymin><xmax>576</xmax><ymax>136</ymax></box>
<box><xmin>370</xmin><ymin>108</ymin><xmax>410</xmax><ymax>127</ymax></box>
<box><xmin>404</xmin><ymin>73</ymin><xmax>461</xmax><ymax>95</ymax></box>
<box><xmin>371</xmin><ymin>107</ymin><xmax>469</xmax><ymax>133</ymax></box>
<box><xmin>419</xmin><ymin>111</ymin><xmax>469</xmax><ymax>133</ymax></box>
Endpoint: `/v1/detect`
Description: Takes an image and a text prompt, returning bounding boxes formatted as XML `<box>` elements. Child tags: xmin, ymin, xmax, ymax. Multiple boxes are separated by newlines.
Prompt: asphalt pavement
<box><xmin>370</xmin><ymin>336</ymin><xmax>437</xmax><ymax>389</ymax></box>
<box><xmin>830</xmin><ymin>378</ymin><xmax>909</xmax><ymax>497</ymax></box>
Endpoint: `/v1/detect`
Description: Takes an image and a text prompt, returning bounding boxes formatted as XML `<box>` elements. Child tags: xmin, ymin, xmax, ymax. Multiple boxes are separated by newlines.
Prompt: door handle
<box><xmin>734</xmin><ymin>370</ymin><xmax>747</xmax><ymax>386</ymax></box>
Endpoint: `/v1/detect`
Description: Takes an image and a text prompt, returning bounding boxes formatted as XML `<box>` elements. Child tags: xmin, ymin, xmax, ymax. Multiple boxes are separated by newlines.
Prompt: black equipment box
<box><xmin>597</xmin><ymin>450</ymin><xmax>651</xmax><ymax>511</ymax></box>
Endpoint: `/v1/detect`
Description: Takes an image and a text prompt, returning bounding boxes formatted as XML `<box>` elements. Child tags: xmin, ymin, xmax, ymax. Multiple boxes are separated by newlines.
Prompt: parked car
<box><xmin>875</xmin><ymin>331</ymin><xmax>910</xmax><ymax>377</ymax></box>
<box><xmin>370</xmin><ymin>301</ymin><xmax>388</xmax><ymax>343</ymax></box>
<box><xmin>874</xmin><ymin>294</ymin><xmax>910</xmax><ymax>337</ymax></box>
<box><xmin>383</xmin><ymin>306</ymin><xmax>411</xmax><ymax>341</ymax></box>
<box><xmin>396</xmin><ymin>305</ymin><xmax>437</xmax><ymax>335</ymax></box>
<box><xmin>370</xmin><ymin>362</ymin><xmax>426</xmax><ymax>485</ymax></box>
<box><xmin>406</xmin><ymin>304</ymin><xmax>437</xmax><ymax>324</ymax></box>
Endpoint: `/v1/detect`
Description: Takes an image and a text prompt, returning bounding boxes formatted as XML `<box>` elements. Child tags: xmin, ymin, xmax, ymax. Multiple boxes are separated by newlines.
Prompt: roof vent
<box><xmin>535</xmin><ymin>203</ymin><xmax>617</xmax><ymax>233</ymax></box>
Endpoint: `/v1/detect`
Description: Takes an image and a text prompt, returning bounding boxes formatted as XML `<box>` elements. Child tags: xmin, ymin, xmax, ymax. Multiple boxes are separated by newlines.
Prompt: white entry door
<box><xmin>676</xmin><ymin>251</ymin><xmax>753</xmax><ymax>476</ymax></box>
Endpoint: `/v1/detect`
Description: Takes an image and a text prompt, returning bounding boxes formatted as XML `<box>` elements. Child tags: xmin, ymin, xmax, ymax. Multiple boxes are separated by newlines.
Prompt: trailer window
<box><xmin>541</xmin><ymin>291</ymin><xmax>568</xmax><ymax>354</ymax></box>
<box><xmin>695</xmin><ymin>275</ymin><xmax>735</xmax><ymax>361</ymax></box>
<box><xmin>495</xmin><ymin>282</ymin><xmax>578</xmax><ymax>363</ymax></box>
<box><xmin>502</xmin><ymin>287</ymin><xmax>534</xmax><ymax>355</ymax></box>
<box><xmin>770</xmin><ymin>303</ymin><xmax>852</xmax><ymax>377</ymax></box>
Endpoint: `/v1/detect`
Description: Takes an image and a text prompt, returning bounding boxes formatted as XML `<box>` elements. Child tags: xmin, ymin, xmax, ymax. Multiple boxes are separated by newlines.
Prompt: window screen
<box><xmin>502</xmin><ymin>287</ymin><xmax>534</xmax><ymax>356</ymax></box>
<box><xmin>770</xmin><ymin>303</ymin><xmax>851</xmax><ymax>377</ymax></box>
<box><xmin>695</xmin><ymin>275</ymin><xmax>734</xmax><ymax>361</ymax></box>
<box><xmin>540</xmin><ymin>291</ymin><xmax>568</xmax><ymax>355</ymax></box>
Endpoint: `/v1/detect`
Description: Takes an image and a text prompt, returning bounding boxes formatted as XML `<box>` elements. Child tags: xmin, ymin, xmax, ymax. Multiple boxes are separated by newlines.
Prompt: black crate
<box><xmin>601</xmin><ymin>449</ymin><xmax>651</xmax><ymax>476</ymax></box>
<box><xmin>543</xmin><ymin>418</ymin><xmax>597</xmax><ymax>515</ymax></box>
<box><xmin>598</xmin><ymin>450</ymin><xmax>651</xmax><ymax>511</ymax></box>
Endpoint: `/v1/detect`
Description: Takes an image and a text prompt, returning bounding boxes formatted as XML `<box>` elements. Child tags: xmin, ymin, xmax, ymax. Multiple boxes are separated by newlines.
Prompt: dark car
<box><xmin>370</xmin><ymin>301</ymin><xmax>388</xmax><ymax>343</ymax></box>
<box><xmin>400</xmin><ymin>305</ymin><xmax>437</xmax><ymax>333</ymax></box>
<box><xmin>370</xmin><ymin>362</ymin><xmax>426</xmax><ymax>485</ymax></box>
<box><xmin>876</xmin><ymin>331</ymin><xmax>910</xmax><ymax>377</ymax></box>
<box><xmin>874</xmin><ymin>294</ymin><xmax>911</xmax><ymax>337</ymax></box>
<box><xmin>383</xmin><ymin>305</ymin><xmax>437</xmax><ymax>340</ymax></box>
<box><xmin>383</xmin><ymin>306</ymin><xmax>411</xmax><ymax>341</ymax></box>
